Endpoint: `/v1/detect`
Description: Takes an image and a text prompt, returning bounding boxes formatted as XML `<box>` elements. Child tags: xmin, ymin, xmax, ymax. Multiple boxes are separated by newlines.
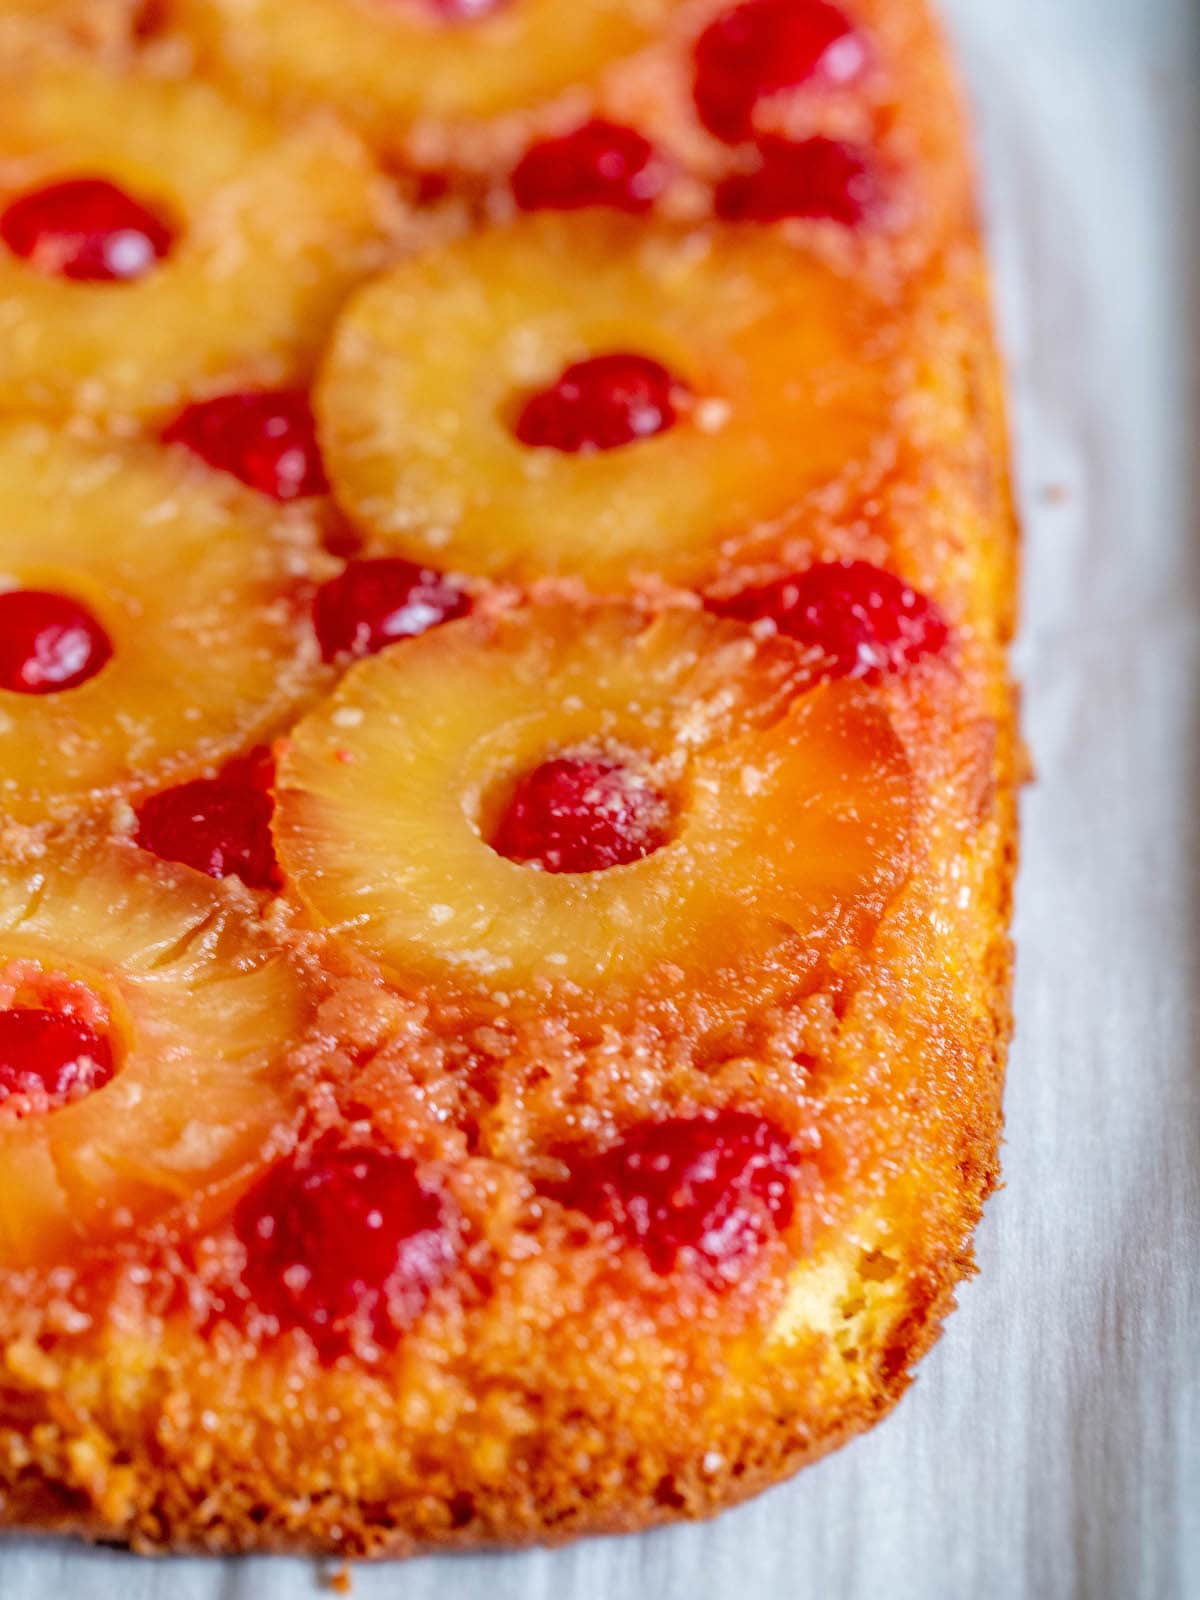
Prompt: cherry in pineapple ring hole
<box><xmin>0</xmin><ymin>176</ymin><xmax>175</xmax><ymax>283</ymax></box>
<box><xmin>513</xmin><ymin>354</ymin><xmax>687</xmax><ymax>454</ymax></box>
<box><xmin>0</xmin><ymin>1008</ymin><xmax>115</xmax><ymax>1113</ymax></box>
<box><xmin>0</xmin><ymin>589</ymin><xmax>114</xmax><ymax>695</ymax></box>
<box><xmin>491</xmin><ymin>756</ymin><xmax>671</xmax><ymax>873</ymax></box>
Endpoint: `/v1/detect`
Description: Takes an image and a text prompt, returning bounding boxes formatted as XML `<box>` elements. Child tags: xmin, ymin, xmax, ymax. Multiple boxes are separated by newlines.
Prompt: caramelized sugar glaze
<box><xmin>0</xmin><ymin>0</ymin><xmax>1018</xmax><ymax>1555</ymax></box>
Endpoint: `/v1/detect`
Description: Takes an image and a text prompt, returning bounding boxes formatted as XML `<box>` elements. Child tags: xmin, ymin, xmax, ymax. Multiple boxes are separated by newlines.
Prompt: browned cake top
<box><xmin>0</xmin><ymin>0</ymin><xmax>1017</xmax><ymax>1557</ymax></box>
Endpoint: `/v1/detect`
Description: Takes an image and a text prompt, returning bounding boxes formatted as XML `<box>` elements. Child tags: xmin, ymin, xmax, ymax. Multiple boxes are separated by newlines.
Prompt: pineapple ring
<box><xmin>316</xmin><ymin>216</ymin><xmax>900</xmax><ymax>590</ymax></box>
<box><xmin>0</xmin><ymin>55</ymin><xmax>386</xmax><ymax>420</ymax></box>
<box><xmin>173</xmin><ymin>0</ymin><xmax>673</xmax><ymax>155</ymax></box>
<box><xmin>0</xmin><ymin>422</ymin><xmax>328</xmax><ymax>825</ymax></box>
<box><xmin>275</xmin><ymin>605</ymin><xmax>914</xmax><ymax>1005</ymax></box>
<box><xmin>0</xmin><ymin>1</ymin><xmax>134</xmax><ymax>56</ymax></box>
<box><xmin>0</xmin><ymin>838</ymin><xmax>315</xmax><ymax>1267</ymax></box>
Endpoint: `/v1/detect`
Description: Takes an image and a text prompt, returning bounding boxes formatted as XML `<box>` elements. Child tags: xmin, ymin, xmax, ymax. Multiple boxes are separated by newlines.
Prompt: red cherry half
<box><xmin>163</xmin><ymin>390</ymin><xmax>328</xmax><ymax>501</ymax></box>
<box><xmin>694</xmin><ymin>0</ymin><xmax>871</xmax><ymax>144</ymax></box>
<box><xmin>0</xmin><ymin>176</ymin><xmax>174</xmax><ymax>283</ymax></box>
<box><xmin>709</xmin><ymin>560</ymin><xmax>948</xmax><ymax>682</ymax></box>
<box><xmin>554</xmin><ymin>1110</ymin><xmax>806</xmax><ymax>1279</ymax></box>
<box><xmin>0</xmin><ymin>589</ymin><xmax>113</xmax><ymax>695</ymax></box>
<box><xmin>714</xmin><ymin>136</ymin><xmax>881</xmax><ymax>224</ymax></box>
<box><xmin>0</xmin><ymin>1009</ymin><xmax>115</xmax><ymax>1112</ymax></box>
<box><xmin>491</xmin><ymin>756</ymin><xmax>670</xmax><ymax>874</ymax></box>
<box><xmin>514</xmin><ymin>353</ymin><xmax>684</xmax><ymax>454</ymax></box>
<box><xmin>234</xmin><ymin>1136</ymin><xmax>454</xmax><ymax>1358</ymax></box>
<box><xmin>135</xmin><ymin>749</ymin><xmax>279</xmax><ymax>891</ymax></box>
<box><xmin>312</xmin><ymin>558</ymin><xmax>469</xmax><ymax>663</ymax></box>
<box><xmin>512</xmin><ymin>120</ymin><xmax>667</xmax><ymax>213</ymax></box>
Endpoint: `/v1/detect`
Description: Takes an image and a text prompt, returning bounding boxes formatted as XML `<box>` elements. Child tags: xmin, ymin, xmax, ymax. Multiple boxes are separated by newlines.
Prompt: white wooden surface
<box><xmin>2</xmin><ymin>1</ymin><xmax>1197</xmax><ymax>1593</ymax></box>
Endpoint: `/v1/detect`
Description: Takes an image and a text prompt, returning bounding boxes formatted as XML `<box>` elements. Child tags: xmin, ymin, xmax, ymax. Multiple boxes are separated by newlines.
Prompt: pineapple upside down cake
<box><xmin>0</xmin><ymin>0</ymin><xmax>1018</xmax><ymax>1557</ymax></box>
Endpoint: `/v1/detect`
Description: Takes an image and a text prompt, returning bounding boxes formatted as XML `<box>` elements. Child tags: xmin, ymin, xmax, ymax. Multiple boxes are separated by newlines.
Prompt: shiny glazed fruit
<box><xmin>511</xmin><ymin>120</ymin><xmax>666</xmax><ymax>213</ymax></box>
<box><xmin>709</xmin><ymin>560</ymin><xmax>949</xmax><ymax>681</ymax></box>
<box><xmin>491</xmin><ymin>756</ymin><xmax>669</xmax><ymax>872</ymax></box>
<box><xmin>0</xmin><ymin>176</ymin><xmax>174</xmax><ymax>282</ymax></box>
<box><xmin>0</xmin><ymin>841</ymin><xmax>313</xmax><ymax>1267</ymax></box>
<box><xmin>0</xmin><ymin>425</ymin><xmax>326</xmax><ymax>825</ymax></box>
<box><xmin>693</xmin><ymin>0</ymin><xmax>870</xmax><ymax>143</ymax></box>
<box><xmin>313</xmin><ymin>558</ymin><xmax>469</xmax><ymax>662</ymax></box>
<box><xmin>0</xmin><ymin>589</ymin><xmax>113</xmax><ymax>695</ymax></box>
<box><xmin>317</xmin><ymin>216</ymin><xmax>898</xmax><ymax>587</ymax></box>
<box><xmin>715</xmin><ymin>136</ymin><xmax>881</xmax><ymax>224</ymax></box>
<box><xmin>163</xmin><ymin>390</ymin><xmax>328</xmax><ymax>501</ymax></box>
<box><xmin>514</xmin><ymin>353</ymin><xmax>683</xmax><ymax>454</ymax></box>
<box><xmin>0</xmin><ymin>1010</ymin><xmax>114</xmax><ymax>1111</ymax></box>
<box><xmin>0</xmin><ymin>57</ymin><xmax>386</xmax><ymax>420</ymax></box>
<box><xmin>234</xmin><ymin>1137</ymin><xmax>453</xmax><ymax>1357</ymax></box>
<box><xmin>135</xmin><ymin>750</ymin><xmax>279</xmax><ymax>891</ymax></box>
<box><xmin>274</xmin><ymin>605</ymin><xmax>914</xmax><ymax>1002</ymax></box>
<box><xmin>555</xmin><ymin>1110</ymin><xmax>805</xmax><ymax>1278</ymax></box>
<box><xmin>172</xmin><ymin>0</ymin><xmax>675</xmax><ymax>146</ymax></box>
<box><xmin>425</xmin><ymin>0</ymin><xmax>508</xmax><ymax>16</ymax></box>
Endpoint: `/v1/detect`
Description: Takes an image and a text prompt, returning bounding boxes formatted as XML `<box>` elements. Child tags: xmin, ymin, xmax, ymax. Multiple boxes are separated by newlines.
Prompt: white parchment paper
<box><xmin>3</xmin><ymin>1</ymin><xmax>1198</xmax><ymax>1594</ymax></box>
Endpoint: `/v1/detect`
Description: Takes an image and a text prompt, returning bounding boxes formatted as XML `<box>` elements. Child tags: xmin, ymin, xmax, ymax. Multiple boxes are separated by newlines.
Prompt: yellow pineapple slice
<box><xmin>0</xmin><ymin>836</ymin><xmax>315</xmax><ymax>1267</ymax></box>
<box><xmin>171</xmin><ymin>0</ymin><xmax>674</xmax><ymax>158</ymax></box>
<box><xmin>0</xmin><ymin>422</ymin><xmax>329</xmax><ymax>825</ymax></box>
<box><xmin>316</xmin><ymin>216</ymin><xmax>899</xmax><ymax>590</ymax></box>
<box><xmin>0</xmin><ymin>53</ymin><xmax>388</xmax><ymax>421</ymax></box>
<box><xmin>0</xmin><ymin>1</ymin><xmax>135</xmax><ymax>55</ymax></box>
<box><xmin>275</xmin><ymin>605</ymin><xmax>914</xmax><ymax>1010</ymax></box>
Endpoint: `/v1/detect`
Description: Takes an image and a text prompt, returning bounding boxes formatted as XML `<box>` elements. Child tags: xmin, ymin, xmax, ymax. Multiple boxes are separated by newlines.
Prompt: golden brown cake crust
<box><xmin>0</xmin><ymin>0</ymin><xmax>1020</xmax><ymax>1558</ymax></box>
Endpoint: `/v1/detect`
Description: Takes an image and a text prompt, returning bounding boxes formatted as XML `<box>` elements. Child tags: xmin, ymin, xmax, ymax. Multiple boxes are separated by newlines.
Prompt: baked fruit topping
<box><xmin>511</xmin><ymin>121</ymin><xmax>667</xmax><ymax>214</ymax></box>
<box><xmin>709</xmin><ymin>561</ymin><xmax>950</xmax><ymax>682</ymax></box>
<box><xmin>313</xmin><ymin>558</ymin><xmax>471</xmax><ymax>663</ymax></box>
<box><xmin>134</xmin><ymin>750</ymin><xmax>280</xmax><ymax>891</ymax></box>
<box><xmin>714</xmin><ymin>135</ymin><xmax>882</xmax><ymax>224</ymax></box>
<box><xmin>0</xmin><ymin>588</ymin><xmax>113</xmax><ymax>696</ymax></box>
<box><xmin>162</xmin><ymin>390</ymin><xmax>329</xmax><ymax>501</ymax></box>
<box><xmin>174</xmin><ymin>0</ymin><xmax>674</xmax><ymax>152</ymax></box>
<box><xmin>0</xmin><ymin>424</ymin><xmax>326</xmax><ymax>824</ymax></box>
<box><xmin>0</xmin><ymin>1</ymin><xmax>135</xmax><ymax>56</ymax></box>
<box><xmin>513</xmin><ymin>352</ymin><xmax>685</xmax><ymax>454</ymax></box>
<box><xmin>0</xmin><ymin>0</ymin><xmax>1018</xmax><ymax>1557</ymax></box>
<box><xmin>0</xmin><ymin>55</ymin><xmax>385</xmax><ymax>419</ymax></box>
<box><xmin>0</xmin><ymin>176</ymin><xmax>174</xmax><ymax>283</ymax></box>
<box><xmin>0</xmin><ymin>840</ymin><xmax>314</xmax><ymax>1267</ymax></box>
<box><xmin>274</xmin><ymin>604</ymin><xmax>914</xmax><ymax>1002</ymax></box>
<box><xmin>693</xmin><ymin>0</ymin><xmax>872</xmax><ymax>144</ymax></box>
<box><xmin>316</xmin><ymin>215</ymin><xmax>897</xmax><ymax>587</ymax></box>
<box><xmin>552</xmin><ymin>1110</ymin><xmax>808</xmax><ymax>1280</ymax></box>
<box><xmin>233</xmin><ymin>1135</ymin><xmax>454</xmax><ymax>1358</ymax></box>
<box><xmin>0</xmin><ymin>1008</ymin><xmax>115</xmax><ymax>1113</ymax></box>
<box><xmin>491</xmin><ymin>755</ymin><xmax>671</xmax><ymax>873</ymax></box>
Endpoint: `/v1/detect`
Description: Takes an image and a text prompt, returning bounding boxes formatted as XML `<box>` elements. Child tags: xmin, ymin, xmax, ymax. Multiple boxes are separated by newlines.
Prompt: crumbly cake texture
<box><xmin>0</xmin><ymin>0</ymin><xmax>1018</xmax><ymax>1558</ymax></box>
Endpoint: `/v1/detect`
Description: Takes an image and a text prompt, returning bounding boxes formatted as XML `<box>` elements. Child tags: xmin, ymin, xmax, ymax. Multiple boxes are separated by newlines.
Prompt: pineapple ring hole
<box><xmin>0</xmin><ymin>174</ymin><xmax>179</xmax><ymax>285</ymax></box>
<box><xmin>506</xmin><ymin>351</ymin><xmax>691</xmax><ymax>456</ymax></box>
<box><xmin>481</xmin><ymin>743</ymin><xmax>676</xmax><ymax>874</ymax></box>
<box><xmin>0</xmin><ymin>956</ymin><xmax>127</xmax><ymax>1117</ymax></box>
